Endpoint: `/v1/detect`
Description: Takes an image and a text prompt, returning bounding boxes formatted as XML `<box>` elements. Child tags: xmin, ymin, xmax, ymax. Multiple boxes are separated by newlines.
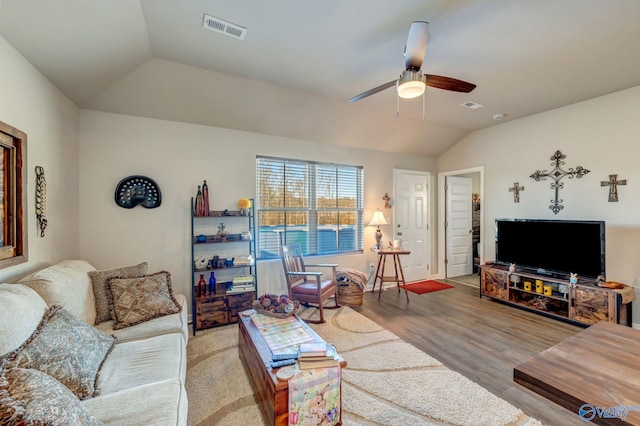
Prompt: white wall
<box><xmin>78</xmin><ymin>110</ymin><xmax>435</xmax><ymax>314</ymax></box>
<box><xmin>0</xmin><ymin>35</ymin><xmax>79</xmax><ymax>281</ymax></box>
<box><xmin>438</xmin><ymin>85</ymin><xmax>640</xmax><ymax>327</ymax></box>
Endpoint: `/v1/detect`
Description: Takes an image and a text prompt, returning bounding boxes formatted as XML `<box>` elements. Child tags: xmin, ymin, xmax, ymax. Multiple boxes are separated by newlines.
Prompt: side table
<box><xmin>372</xmin><ymin>248</ymin><xmax>411</xmax><ymax>302</ymax></box>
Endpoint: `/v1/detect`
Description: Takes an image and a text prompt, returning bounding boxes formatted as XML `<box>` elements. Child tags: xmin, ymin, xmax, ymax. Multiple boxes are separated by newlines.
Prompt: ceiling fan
<box><xmin>348</xmin><ymin>21</ymin><xmax>476</xmax><ymax>103</ymax></box>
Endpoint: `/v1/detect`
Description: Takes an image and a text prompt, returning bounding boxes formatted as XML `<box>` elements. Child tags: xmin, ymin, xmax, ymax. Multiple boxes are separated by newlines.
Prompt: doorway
<box><xmin>437</xmin><ymin>167</ymin><xmax>484</xmax><ymax>280</ymax></box>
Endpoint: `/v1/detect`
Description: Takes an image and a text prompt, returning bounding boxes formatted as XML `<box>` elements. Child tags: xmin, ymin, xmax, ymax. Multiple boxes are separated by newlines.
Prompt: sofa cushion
<box><xmin>96</xmin><ymin>333</ymin><xmax>186</xmax><ymax>394</ymax></box>
<box><xmin>82</xmin><ymin>379</ymin><xmax>187</xmax><ymax>426</ymax></box>
<box><xmin>0</xmin><ymin>367</ymin><xmax>104</xmax><ymax>425</ymax></box>
<box><xmin>2</xmin><ymin>306</ymin><xmax>116</xmax><ymax>400</ymax></box>
<box><xmin>106</xmin><ymin>271</ymin><xmax>181</xmax><ymax>330</ymax></box>
<box><xmin>96</xmin><ymin>294</ymin><xmax>188</xmax><ymax>344</ymax></box>
<box><xmin>89</xmin><ymin>262</ymin><xmax>149</xmax><ymax>324</ymax></box>
<box><xmin>0</xmin><ymin>284</ymin><xmax>48</xmax><ymax>357</ymax></box>
<box><xmin>18</xmin><ymin>259</ymin><xmax>98</xmax><ymax>324</ymax></box>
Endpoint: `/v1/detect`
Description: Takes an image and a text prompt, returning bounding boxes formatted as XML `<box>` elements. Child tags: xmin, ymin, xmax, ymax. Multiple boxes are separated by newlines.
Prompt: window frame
<box><xmin>256</xmin><ymin>156</ymin><xmax>364</xmax><ymax>259</ymax></box>
<box><xmin>0</xmin><ymin>120</ymin><xmax>27</xmax><ymax>269</ymax></box>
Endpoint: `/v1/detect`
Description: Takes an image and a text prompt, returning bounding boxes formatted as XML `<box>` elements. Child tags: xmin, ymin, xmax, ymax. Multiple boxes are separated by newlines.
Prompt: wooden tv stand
<box><xmin>480</xmin><ymin>264</ymin><xmax>632</xmax><ymax>326</ymax></box>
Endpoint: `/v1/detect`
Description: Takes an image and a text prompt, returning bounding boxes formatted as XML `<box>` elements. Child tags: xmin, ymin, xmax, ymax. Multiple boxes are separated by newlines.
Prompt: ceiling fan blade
<box><xmin>405</xmin><ymin>21</ymin><xmax>429</xmax><ymax>71</ymax></box>
<box><xmin>348</xmin><ymin>80</ymin><xmax>397</xmax><ymax>102</ymax></box>
<box><xmin>424</xmin><ymin>74</ymin><xmax>476</xmax><ymax>93</ymax></box>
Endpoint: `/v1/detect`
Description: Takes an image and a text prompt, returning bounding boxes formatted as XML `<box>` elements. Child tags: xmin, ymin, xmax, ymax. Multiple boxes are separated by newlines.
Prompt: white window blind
<box><xmin>256</xmin><ymin>156</ymin><xmax>364</xmax><ymax>259</ymax></box>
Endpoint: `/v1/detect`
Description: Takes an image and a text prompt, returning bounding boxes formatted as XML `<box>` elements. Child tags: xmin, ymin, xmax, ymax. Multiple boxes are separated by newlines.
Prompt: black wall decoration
<box><xmin>529</xmin><ymin>150</ymin><xmax>590</xmax><ymax>214</ymax></box>
<box><xmin>115</xmin><ymin>176</ymin><xmax>162</xmax><ymax>209</ymax></box>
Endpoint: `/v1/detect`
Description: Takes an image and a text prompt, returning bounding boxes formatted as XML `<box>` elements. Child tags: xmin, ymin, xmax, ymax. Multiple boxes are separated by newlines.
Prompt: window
<box><xmin>256</xmin><ymin>156</ymin><xmax>363</xmax><ymax>259</ymax></box>
<box><xmin>0</xmin><ymin>120</ymin><xmax>27</xmax><ymax>268</ymax></box>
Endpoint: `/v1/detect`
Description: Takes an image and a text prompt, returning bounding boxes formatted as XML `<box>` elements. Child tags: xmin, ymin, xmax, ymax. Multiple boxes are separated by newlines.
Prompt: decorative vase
<box><xmin>195</xmin><ymin>185</ymin><xmax>205</xmax><ymax>217</ymax></box>
<box><xmin>198</xmin><ymin>274</ymin><xmax>206</xmax><ymax>296</ymax></box>
<box><xmin>208</xmin><ymin>272</ymin><xmax>216</xmax><ymax>294</ymax></box>
<box><xmin>202</xmin><ymin>180</ymin><xmax>209</xmax><ymax>217</ymax></box>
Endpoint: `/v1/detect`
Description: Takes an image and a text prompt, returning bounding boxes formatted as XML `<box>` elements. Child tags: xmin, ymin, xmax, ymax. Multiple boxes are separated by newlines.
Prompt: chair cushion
<box><xmin>291</xmin><ymin>279</ymin><xmax>336</xmax><ymax>296</ymax></box>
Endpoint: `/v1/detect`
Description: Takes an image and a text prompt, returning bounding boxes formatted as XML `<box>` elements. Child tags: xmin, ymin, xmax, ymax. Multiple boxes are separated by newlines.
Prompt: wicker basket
<box><xmin>337</xmin><ymin>281</ymin><xmax>363</xmax><ymax>307</ymax></box>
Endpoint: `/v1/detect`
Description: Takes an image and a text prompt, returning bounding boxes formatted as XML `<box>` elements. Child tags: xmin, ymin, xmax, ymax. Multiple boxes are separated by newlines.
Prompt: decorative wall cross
<box><xmin>530</xmin><ymin>150</ymin><xmax>590</xmax><ymax>214</ymax></box>
<box><xmin>601</xmin><ymin>174</ymin><xmax>627</xmax><ymax>202</ymax></box>
<box><xmin>509</xmin><ymin>182</ymin><xmax>524</xmax><ymax>203</ymax></box>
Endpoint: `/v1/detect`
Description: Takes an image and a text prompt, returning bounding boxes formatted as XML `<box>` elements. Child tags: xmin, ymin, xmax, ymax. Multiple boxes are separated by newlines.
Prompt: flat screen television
<box><xmin>495</xmin><ymin>219</ymin><xmax>605</xmax><ymax>279</ymax></box>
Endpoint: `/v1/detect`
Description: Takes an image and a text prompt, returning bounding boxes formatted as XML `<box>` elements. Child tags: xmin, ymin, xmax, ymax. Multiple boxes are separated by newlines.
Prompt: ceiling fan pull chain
<box><xmin>396</xmin><ymin>93</ymin><xmax>400</xmax><ymax>117</ymax></box>
<box><xmin>422</xmin><ymin>91</ymin><xmax>426</xmax><ymax>121</ymax></box>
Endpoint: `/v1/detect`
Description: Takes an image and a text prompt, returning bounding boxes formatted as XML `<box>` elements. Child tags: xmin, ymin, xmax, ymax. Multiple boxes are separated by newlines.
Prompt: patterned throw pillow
<box><xmin>106</xmin><ymin>271</ymin><xmax>182</xmax><ymax>330</ymax></box>
<box><xmin>0</xmin><ymin>368</ymin><xmax>104</xmax><ymax>425</ymax></box>
<box><xmin>1</xmin><ymin>306</ymin><xmax>116</xmax><ymax>400</ymax></box>
<box><xmin>89</xmin><ymin>262</ymin><xmax>149</xmax><ymax>324</ymax></box>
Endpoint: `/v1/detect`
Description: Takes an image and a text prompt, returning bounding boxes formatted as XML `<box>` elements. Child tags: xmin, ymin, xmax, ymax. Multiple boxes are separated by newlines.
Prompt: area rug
<box><xmin>186</xmin><ymin>307</ymin><xmax>542</xmax><ymax>426</ymax></box>
<box><xmin>401</xmin><ymin>280</ymin><xmax>454</xmax><ymax>294</ymax></box>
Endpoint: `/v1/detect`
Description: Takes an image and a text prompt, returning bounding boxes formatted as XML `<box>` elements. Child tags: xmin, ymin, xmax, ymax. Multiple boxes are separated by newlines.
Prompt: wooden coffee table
<box><xmin>514</xmin><ymin>321</ymin><xmax>640</xmax><ymax>425</ymax></box>
<box><xmin>238</xmin><ymin>314</ymin><xmax>346</xmax><ymax>426</ymax></box>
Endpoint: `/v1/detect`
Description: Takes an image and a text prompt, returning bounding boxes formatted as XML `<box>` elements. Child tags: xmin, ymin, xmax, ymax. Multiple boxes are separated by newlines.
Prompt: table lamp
<box><xmin>368</xmin><ymin>209</ymin><xmax>388</xmax><ymax>249</ymax></box>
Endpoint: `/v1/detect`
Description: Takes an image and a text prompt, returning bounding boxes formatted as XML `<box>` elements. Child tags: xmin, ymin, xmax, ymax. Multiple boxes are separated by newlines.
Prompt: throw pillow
<box><xmin>1</xmin><ymin>305</ymin><xmax>116</xmax><ymax>400</ymax></box>
<box><xmin>88</xmin><ymin>262</ymin><xmax>149</xmax><ymax>324</ymax></box>
<box><xmin>0</xmin><ymin>367</ymin><xmax>104</xmax><ymax>425</ymax></box>
<box><xmin>106</xmin><ymin>271</ymin><xmax>181</xmax><ymax>330</ymax></box>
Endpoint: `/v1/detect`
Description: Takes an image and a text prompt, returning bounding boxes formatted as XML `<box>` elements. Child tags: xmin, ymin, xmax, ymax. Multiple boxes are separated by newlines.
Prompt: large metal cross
<box><xmin>601</xmin><ymin>174</ymin><xmax>627</xmax><ymax>202</ymax></box>
<box><xmin>530</xmin><ymin>150</ymin><xmax>590</xmax><ymax>214</ymax></box>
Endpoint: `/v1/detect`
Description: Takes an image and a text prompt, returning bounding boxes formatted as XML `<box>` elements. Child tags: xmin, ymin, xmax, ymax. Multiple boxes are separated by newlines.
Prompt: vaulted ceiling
<box><xmin>2</xmin><ymin>0</ymin><xmax>640</xmax><ymax>156</ymax></box>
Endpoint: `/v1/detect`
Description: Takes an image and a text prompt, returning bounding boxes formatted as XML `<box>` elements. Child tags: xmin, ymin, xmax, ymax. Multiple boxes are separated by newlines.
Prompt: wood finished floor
<box><xmin>352</xmin><ymin>276</ymin><xmax>586</xmax><ymax>426</ymax></box>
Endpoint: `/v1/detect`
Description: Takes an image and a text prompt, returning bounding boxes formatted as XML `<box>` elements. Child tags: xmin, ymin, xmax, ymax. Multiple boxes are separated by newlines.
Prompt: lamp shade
<box><xmin>368</xmin><ymin>209</ymin><xmax>388</xmax><ymax>227</ymax></box>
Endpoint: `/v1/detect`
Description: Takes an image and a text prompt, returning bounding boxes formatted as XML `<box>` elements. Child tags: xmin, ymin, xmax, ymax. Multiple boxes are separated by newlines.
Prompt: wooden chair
<box><xmin>281</xmin><ymin>243</ymin><xmax>340</xmax><ymax>323</ymax></box>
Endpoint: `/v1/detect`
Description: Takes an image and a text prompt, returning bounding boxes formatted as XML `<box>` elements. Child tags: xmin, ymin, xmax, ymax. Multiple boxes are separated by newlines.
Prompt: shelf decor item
<box><xmin>194</xmin><ymin>185</ymin><xmax>205</xmax><ymax>216</ymax></box>
<box><xmin>237</xmin><ymin>198</ymin><xmax>251</xmax><ymax>216</ymax></box>
<box><xmin>252</xmin><ymin>294</ymin><xmax>300</xmax><ymax>318</ymax></box>
<box><xmin>202</xmin><ymin>180</ymin><xmax>210</xmax><ymax>215</ymax></box>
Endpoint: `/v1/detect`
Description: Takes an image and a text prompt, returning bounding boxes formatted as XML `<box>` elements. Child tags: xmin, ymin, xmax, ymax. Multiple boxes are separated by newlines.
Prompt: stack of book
<box><xmin>226</xmin><ymin>275</ymin><xmax>255</xmax><ymax>293</ymax></box>
<box><xmin>297</xmin><ymin>342</ymin><xmax>339</xmax><ymax>370</ymax></box>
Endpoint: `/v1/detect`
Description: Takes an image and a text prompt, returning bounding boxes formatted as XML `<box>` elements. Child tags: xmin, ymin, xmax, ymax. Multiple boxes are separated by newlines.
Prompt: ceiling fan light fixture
<box><xmin>397</xmin><ymin>70</ymin><xmax>425</xmax><ymax>99</ymax></box>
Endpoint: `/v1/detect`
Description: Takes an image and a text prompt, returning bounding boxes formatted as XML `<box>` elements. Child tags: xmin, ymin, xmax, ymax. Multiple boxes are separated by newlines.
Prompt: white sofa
<box><xmin>0</xmin><ymin>260</ymin><xmax>188</xmax><ymax>425</ymax></box>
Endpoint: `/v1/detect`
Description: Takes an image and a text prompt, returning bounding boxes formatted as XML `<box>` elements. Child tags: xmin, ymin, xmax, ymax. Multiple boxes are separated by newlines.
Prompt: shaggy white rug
<box><xmin>186</xmin><ymin>306</ymin><xmax>542</xmax><ymax>426</ymax></box>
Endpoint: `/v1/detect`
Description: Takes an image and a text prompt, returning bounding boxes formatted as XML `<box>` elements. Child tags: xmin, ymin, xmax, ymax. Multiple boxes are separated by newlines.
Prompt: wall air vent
<box><xmin>460</xmin><ymin>101</ymin><xmax>484</xmax><ymax>110</ymax></box>
<box><xmin>203</xmin><ymin>14</ymin><xmax>247</xmax><ymax>40</ymax></box>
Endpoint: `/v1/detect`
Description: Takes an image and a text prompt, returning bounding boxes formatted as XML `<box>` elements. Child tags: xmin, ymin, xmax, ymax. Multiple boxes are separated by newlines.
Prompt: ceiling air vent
<box><xmin>203</xmin><ymin>14</ymin><xmax>247</xmax><ymax>40</ymax></box>
<box><xmin>461</xmin><ymin>101</ymin><xmax>484</xmax><ymax>110</ymax></box>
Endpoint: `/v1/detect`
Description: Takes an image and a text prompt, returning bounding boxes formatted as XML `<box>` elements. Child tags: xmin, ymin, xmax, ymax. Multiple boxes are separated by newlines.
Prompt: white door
<box><xmin>394</xmin><ymin>170</ymin><xmax>429</xmax><ymax>282</ymax></box>
<box><xmin>446</xmin><ymin>176</ymin><xmax>473</xmax><ymax>277</ymax></box>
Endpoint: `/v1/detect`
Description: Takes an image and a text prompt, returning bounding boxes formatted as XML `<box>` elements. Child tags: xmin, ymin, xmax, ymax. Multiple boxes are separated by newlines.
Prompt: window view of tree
<box><xmin>256</xmin><ymin>157</ymin><xmax>363</xmax><ymax>258</ymax></box>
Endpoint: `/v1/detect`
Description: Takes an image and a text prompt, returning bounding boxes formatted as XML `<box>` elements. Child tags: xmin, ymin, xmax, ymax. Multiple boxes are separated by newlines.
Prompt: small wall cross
<box><xmin>509</xmin><ymin>182</ymin><xmax>524</xmax><ymax>203</ymax></box>
<box><xmin>601</xmin><ymin>174</ymin><xmax>627</xmax><ymax>202</ymax></box>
